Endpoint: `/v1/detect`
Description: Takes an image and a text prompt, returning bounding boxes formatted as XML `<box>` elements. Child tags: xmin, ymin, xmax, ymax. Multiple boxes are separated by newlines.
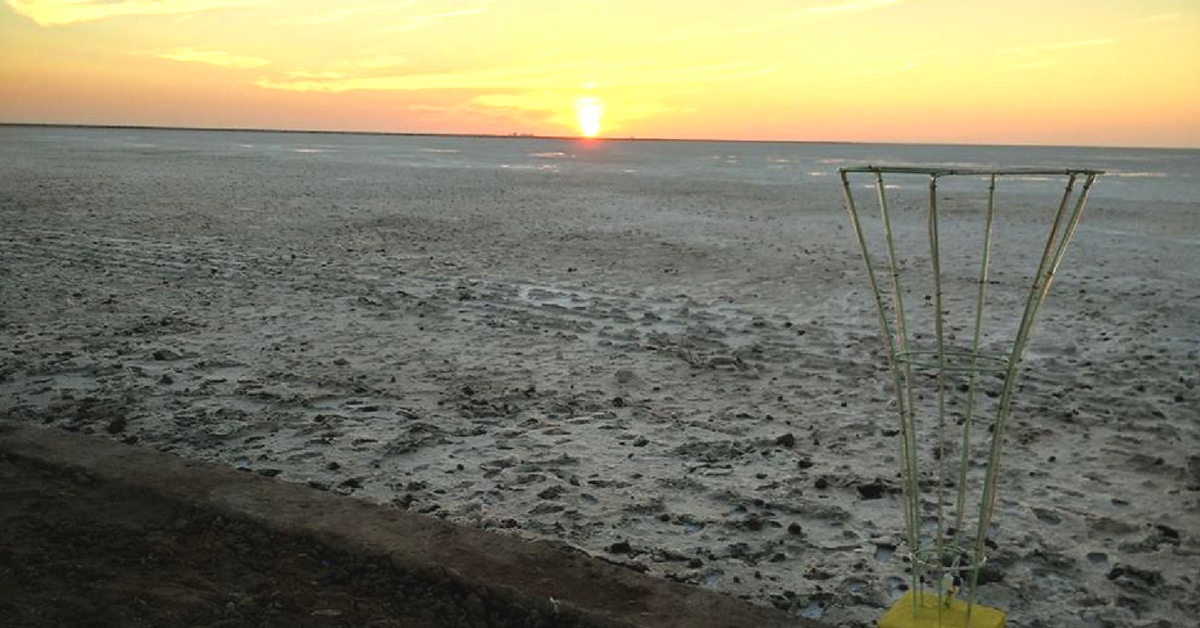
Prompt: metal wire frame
<box><xmin>838</xmin><ymin>165</ymin><xmax>1100</xmax><ymax>622</ymax></box>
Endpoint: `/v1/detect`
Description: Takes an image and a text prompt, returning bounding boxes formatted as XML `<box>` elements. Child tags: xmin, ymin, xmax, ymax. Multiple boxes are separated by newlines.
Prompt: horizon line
<box><xmin>2</xmin><ymin>121</ymin><xmax>1197</xmax><ymax>152</ymax></box>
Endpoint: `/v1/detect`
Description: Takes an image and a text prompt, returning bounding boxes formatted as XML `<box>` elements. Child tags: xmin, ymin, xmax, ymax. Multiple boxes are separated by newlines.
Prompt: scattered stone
<box><xmin>774</xmin><ymin>433</ymin><xmax>796</xmax><ymax>448</ymax></box>
<box><xmin>255</xmin><ymin>468</ymin><xmax>282</xmax><ymax>478</ymax></box>
<box><xmin>787</xmin><ymin>522</ymin><xmax>804</xmax><ymax>536</ymax></box>
<box><xmin>612</xmin><ymin>396</ymin><xmax>626</xmax><ymax>408</ymax></box>
<box><xmin>1092</xmin><ymin>516</ymin><xmax>1139</xmax><ymax>535</ymax></box>
<box><xmin>744</xmin><ymin>514</ymin><xmax>764</xmax><ymax>531</ymax></box>
<box><xmin>529</xmin><ymin>502</ymin><xmax>564</xmax><ymax>515</ymax></box>
<box><xmin>632</xmin><ymin>436</ymin><xmax>648</xmax><ymax>447</ymax></box>
<box><xmin>815</xmin><ymin>477</ymin><xmax>829</xmax><ymax>490</ymax></box>
<box><xmin>608</xmin><ymin>540</ymin><xmax>633</xmax><ymax>554</ymax></box>
<box><xmin>975</xmin><ymin>563</ymin><xmax>1005</xmax><ymax>585</ymax></box>
<box><xmin>1032</xmin><ymin>507</ymin><xmax>1061</xmax><ymax>524</ymax></box>
<box><xmin>332</xmin><ymin>357</ymin><xmax>349</xmax><ymax>366</ymax></box>
<box><xmin>796</xmin><ymin>458</ymin><xmax>814</xmax><ymax>469</ymax></box>
<box><xmin>687</xmin><ymin>557</ymin><xmax>703</xmax><ymax>568</ymax></box>
<box><xmin>856</xmin><ymin>478</ymin><xmax>893</xmax><ymax>500</ymax></box>
<box><xmin>537</xmin><ymin>485</ymin><xmax>565</xmax><ymax>500</ymax></box>
<box><xmin>151</xmin><ymin>348</ymin><xmax>180</xmax><ymax>361</ymax></box>
<box><xmin>1107</xmin><ymin>564</ymin><xmax>1164</xmax><ymax>594</ymax></box>
<box><xmin>105</xmin><ymin>416</ymin><xmax>127</xmax><ymax>434</ymax></box>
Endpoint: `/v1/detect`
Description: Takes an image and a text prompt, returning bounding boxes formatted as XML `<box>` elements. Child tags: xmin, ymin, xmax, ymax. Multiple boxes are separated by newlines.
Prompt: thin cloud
<box><xmin>358</xmin><ymin>55</ymin><xmax>407</xmax><ymax>69</ymax></box>
<box><xmin>276</xmin><ymin>2</ymin><xmax>414</xmax><ymax>26</ymax></box>
<box><xmin>153</xmin><ymin>47</ymin><xmax>269</xmax><ymax>69</ymax></box>
<box><xmin>793</xmin><ymin>0</ymin><xmax>913</xmax><ymax>17</ymax></box>
<box><xmin>730</xmin><ymin>0</ymin><xmax>915</xmax><ymax>36</ymax></box>
<box><xmin>390</xmin><ymin>5</ymin><xmax>486</xmax><ymax>32</ymax></box>
<box><xmin>1001</xmin><ymin>38</ymin><xmax>1116</xmax><ymax>55</ymax></box>
<box><xmin>285</xmin><ymin>70</ymin><xmax>345</xmax><ymax>79</ymax></box>
<box><xmin>7</xmin><ymin>0</ymin><xmax>258</xmax><ymax>26</ymax></box>
<box><xmin>255</xmin><ymin>61</ymin><xmax>774</xmax><ymax>93</ymax></box>
<box><xmin>859</xmin><ymin>60</ymin><xmax>918</xmax><ymax>75</ymax></box>
<box><xmin>1132</xmin><ymin>12</ymin><xmax>1180</xmax><ymax>25</ymax></box>
<box><xmin>1006</xmin><ymin>61</ymin><xmax>1051</xmax><ymax>70</ymax></box>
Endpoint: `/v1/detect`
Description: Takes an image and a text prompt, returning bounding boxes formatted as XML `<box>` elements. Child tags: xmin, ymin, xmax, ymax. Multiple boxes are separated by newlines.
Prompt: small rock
<box><xmin>615</xmin><ymin>369</ymin><xmax>636</xmax><ymax>384</ymax></box>
<box><xmin>688</xmin><ymin>557</ymin><xmax>703</xmax><ymax>568</ymax></box>
<box><xmin>1032</xmin><ymin>507</ymin><xmax>1061</xmax><ymax>524</ymax></box>
<box><xmin>744</xmin><ymin>515</ymin><xmax>764</xmax><ymax>531</ymax></box>
<box><xmin>774</xmin><ymin>433</ymin><xmax>796</xmax><ymax>448</ymax></box>
<box><xmin>537</xmin><ymin>485</ymin><xmax>565</xmax><ymax>500</ymax></box>
<box><xmin>333</xmin><ymin>357</ymin><xmax>349</xmax><ymax>366</ymax></box>
<box><xmin>796</xmin><ymin>458</ymin><xmax>815</xmax><ymax>469</ymax></box>
<box><xmin>608</xmin><ymin>540</ymin><xmax>633</xmax><ymax>554</ymax></box>
<box><xmin>151</xmin><ymin>348</ymin><xmax>179</xmax><ymax>361</ymax></box>
<box><xmin>815</xmin><ymin>477</ymin><xmax>829</xmax><ymax>490</ymax></box>
<box><xmin>787</xmin><ymin>522</ymin><xmax>804</xmax><ymax>536</ymax></box>
<box><xmin>612</xmin><ymin>396</ymin><xmax>626</xmax><ymax>408</ymax></box>
<box><xmin>856</xmin><ymin>478</ymin><xmax>890</xmax><ymax>499</ymax></box>
<box><xmin>105</xmin><ymin>416</ymin><xmax>127</xmax><ymax>434</ymax></box>
<box><xmin>1107</xmin><ymin>564</ymin><xmax>1164</xmax><ymax>594</ymax></box>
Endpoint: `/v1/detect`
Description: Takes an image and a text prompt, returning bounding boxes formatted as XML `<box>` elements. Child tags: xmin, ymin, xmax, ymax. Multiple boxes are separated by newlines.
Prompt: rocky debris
<box><xmin>1107</xmin><ymin>564</ymin><xmax>1164</xmax><ymax>595</ymax></box>
<box><xmin>773</xmin><ymin>433</ymin><xmax>796</xmax><ymax>448</ymax></box>
<box><xmin>151</xmin><ymin>348</ymin><xmax>181</xmax><ymax>361</ymax></box>
<box><xmin>607</xmin><ymin>540</ymin><xmax>633</xmax><ymax>554</ymax></box>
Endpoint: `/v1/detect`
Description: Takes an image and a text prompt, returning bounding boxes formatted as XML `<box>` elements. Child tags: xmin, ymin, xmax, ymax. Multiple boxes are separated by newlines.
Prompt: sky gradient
<box><xmin>2</xmin><ymin>0</ymin><xmax>1198</xmax><ymax>147</ymax></box>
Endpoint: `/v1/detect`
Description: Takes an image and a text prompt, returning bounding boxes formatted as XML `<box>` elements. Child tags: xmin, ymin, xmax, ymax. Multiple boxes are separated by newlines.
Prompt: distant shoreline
<box><xmin>2</xmin><ymin>122</ymin><xmax>1194</xmax><ymax>152</ymax></box>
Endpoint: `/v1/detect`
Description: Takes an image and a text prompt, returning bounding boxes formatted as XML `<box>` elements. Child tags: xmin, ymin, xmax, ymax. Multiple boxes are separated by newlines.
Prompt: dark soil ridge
<box><xmin>0</xmin><ymin>423</ymin><xmax>814</xmax><ymax>628</ymax></box>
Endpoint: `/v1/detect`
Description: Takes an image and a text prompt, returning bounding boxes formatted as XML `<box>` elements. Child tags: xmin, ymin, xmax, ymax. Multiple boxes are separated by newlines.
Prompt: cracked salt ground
<box><xmin>1</xmin><ymin>127</ymin><xmax>1198</xmax><ymax>627</ymax></box>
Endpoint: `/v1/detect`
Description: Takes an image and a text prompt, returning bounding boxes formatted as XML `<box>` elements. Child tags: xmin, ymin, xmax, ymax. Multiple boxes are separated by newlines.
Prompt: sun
<box><xmin>576</xmin><ymin>96</ymin><xmax>603</xmax><ymax>137</ymax></box>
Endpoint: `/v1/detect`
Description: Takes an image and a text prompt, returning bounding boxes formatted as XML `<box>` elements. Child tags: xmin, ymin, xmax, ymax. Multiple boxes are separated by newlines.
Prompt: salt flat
<box><xmin>1</xmin><ymin>126</ymin><xmax>1197</xmax><ymax>627</ymax></box>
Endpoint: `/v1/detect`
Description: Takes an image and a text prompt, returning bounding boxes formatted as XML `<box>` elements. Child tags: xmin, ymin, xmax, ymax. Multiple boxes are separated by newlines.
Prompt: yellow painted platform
<box><xmin>878</xmin><ymin>590</ymin><xmax>1005</xmax><ymax>628</ymax></box>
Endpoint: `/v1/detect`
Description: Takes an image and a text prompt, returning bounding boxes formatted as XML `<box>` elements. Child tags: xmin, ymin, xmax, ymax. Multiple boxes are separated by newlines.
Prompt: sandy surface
<box><xmin>1</xmin><ymin>129</ymin><xmax>1198</xmax><ymax>627</ymax></box>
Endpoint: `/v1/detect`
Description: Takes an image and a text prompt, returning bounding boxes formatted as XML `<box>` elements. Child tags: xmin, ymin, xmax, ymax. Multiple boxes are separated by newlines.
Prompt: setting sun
<box><xmin>576</xmin><ymin>97</ymin><xmax>603</xmax><ymax>137</ymax></box>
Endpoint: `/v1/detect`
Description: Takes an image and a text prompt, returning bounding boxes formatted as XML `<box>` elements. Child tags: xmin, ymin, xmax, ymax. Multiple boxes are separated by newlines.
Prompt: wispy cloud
<box><xmin>254</xmin><ymin>60</ymin><xmax>773</xmax><ymax>93</ymax></box>
<box><xmin>153</xmin><ymin>47</ymin><xmax>269</xmax><ymax>69</ymax></box>
<box><xmin>1006</xmin><ymin>61</ymin><xmax>1051</xmax><ymax>71</ymax></box>
<box><xmin>1001</xmin><ymin>38</ymin><xmax>1116</xmax><ymax>55</ymax></box>
<box><xmin>358</xmin><ymin>55</ymin><xmax>407</xmax><ymax>69</ymax></box>
<box><xmin>793</xmin><ymin>0</ymin><xmax>913</xmax><ymax>18</ymax></box>
<box><xmin>284</xmin><ymin>69</ymin><xmax>345</xmax><ymax>79</ymax></box>
<box><xmin>275</xmin><ymin>2</ymin><xmax>414</xmax><ymax>26</ymax></box>
<box><xmin>390</xmin><ymin>4</ymin><xmax>488</xmax><ymax>32</ymax></box>
<box><xmin>1132</xmin><ymin>12</ymin><xmax>1180</xmax><ymax>25</ymax></box>
<box><xmin>7</xmin><ymin>0</ymin><xmax>258</xmax><ymax>26</ymax></box>
<box><xmin>729</xmin><ymin>0</ymin><xmax>915</xmax><ymax>35</ymax></box>
<box><xmin>859</xmin><ymin>60</ymin><xmax>918</xmax><ymax>75</ymax></box>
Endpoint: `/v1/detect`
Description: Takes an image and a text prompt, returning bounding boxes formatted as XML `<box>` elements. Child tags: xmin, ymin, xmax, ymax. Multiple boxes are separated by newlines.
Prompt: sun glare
<box><xmin>576</xmin><ymin>97</ymin><xmax>603</xmax><ymax>137</ymax></box>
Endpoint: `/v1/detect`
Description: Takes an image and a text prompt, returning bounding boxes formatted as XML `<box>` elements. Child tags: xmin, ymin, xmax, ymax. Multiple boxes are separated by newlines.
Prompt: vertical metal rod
<box><xmin>927</xmin><ymin>175</ymin><xmax>949</xmax><ymax>621</ymax></box>
<box><xmin>841</xmin><ymin>170</ymin><xmax>921</xmax><ymax>612</ymax></box>
<box><xmin>1035</xmin><ymin>174</ymin><xmax>1096</xmax><ymax>310</ymax></box>
<box><xmin>874</xmin><ymin>173</ymin><xmax>922</xmax><ymax>601</ymax></box>
<box><xmin>968</xmin><ymin>174</ymin><xmax>1078</xmax><ymax>603</ymax></box>
<box><xmin>955</xmin><ymin>174</ymin><xmax>997</xmax><ymax>543</ymax></box>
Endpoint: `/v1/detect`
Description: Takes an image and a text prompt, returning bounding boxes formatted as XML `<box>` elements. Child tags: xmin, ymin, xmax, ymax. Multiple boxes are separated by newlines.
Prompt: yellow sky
<box><xmin>2</xmin><ymin>0</ymin><xmax>1198</xmax><ymax>146</ymax></box>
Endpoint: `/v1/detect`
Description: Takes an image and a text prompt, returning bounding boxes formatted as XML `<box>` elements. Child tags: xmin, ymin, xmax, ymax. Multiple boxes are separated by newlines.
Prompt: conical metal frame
<box><xmin>838</xmin><ymin>165</ymin><xmax>1101</xmax><ymax>623</ymax></box>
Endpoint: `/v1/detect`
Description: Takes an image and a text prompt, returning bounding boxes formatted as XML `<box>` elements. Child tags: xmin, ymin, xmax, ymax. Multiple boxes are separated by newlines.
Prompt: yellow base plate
<box><xmin>878</xmin><ymin>591</ymin><xmax>1006</xmax><ymax>628</ymax></box>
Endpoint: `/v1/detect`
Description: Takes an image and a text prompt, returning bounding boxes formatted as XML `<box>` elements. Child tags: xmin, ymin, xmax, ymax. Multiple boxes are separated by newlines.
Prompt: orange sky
<box><xmin>2</xmin><ymin>0</ymin><xmax>1198</xmax><ymax>147</ymax></box>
